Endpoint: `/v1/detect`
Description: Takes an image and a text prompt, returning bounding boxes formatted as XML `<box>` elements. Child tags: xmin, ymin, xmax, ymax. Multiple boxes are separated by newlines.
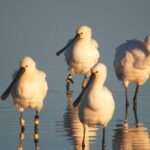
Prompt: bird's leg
<box><xmin>102</xmin><ymin>127</ymin><xmax>106</xmax><ymax>150</ymax></box>
<box><xmin>82</xmin><ymin>124</ymin><xmax>86</xmax><ymax>150</ymax></box>
<box><xmin>18</xmin><ymin>111</ymin><xmax>25</xmax><ymax>150</ymax></box>
<box><xmin>81</xmin><ymin>76</ymin><xmax>88</xmax><ymax>89</ymax></box>
<box><xmin>33</xmin><ymin>111</ymin><xmax>40</xmax><ymax>150</ymax></box>
<box><xmin>66</xmin><ymin>73</ymin><xmax>74</xmax><ymax>94</ymax></box>
<box><xmin>133</xmin><ymin>84</ymin><xmax>140</xmax><ymax>125</ymax></box>
<box><xmin>125</xmin><ymin>87</ymin><xmax>129</xmax><ymax>122</ymax></box>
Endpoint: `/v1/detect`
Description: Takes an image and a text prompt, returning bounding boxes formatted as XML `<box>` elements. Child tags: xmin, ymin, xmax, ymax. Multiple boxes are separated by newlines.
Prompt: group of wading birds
<box><xmin>0</xmin><ymin>25</ymin><xmax>150</xmax><ymax>150</ymax></box>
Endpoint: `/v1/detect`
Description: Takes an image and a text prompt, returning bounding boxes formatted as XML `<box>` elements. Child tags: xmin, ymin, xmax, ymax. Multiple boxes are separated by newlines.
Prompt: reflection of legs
<box><xmin>102</xmin><ymin>127</ymin><xmax>106</xmax><ymax>150</ymax></box>
<box><xmin>82</xmin><ymin>124</ymin><xmax>86</xmax><ymax>150</ymax></box>
<box><xmin>18</xmin><ymin>111</ymin><xmax>25</xmax><ymax>150</ymax></box>
<box><xmin>66</xmin><ymin>72</ymin><xmax>74</xmax><ymax>93</ymax></box>
<box><xmin>133</xmin><ymin>84</ymin><xmax>139</xmax><ymax>125</ymax></box>
<box><xmin>33</xmin><ymin>111</ymin><xmax>40</xmax><ymax>150</ymax></box>
<box><xmin>124</xmin><ymin>87</ymin><xmax>129</xmax><ymax>121</ymax></box>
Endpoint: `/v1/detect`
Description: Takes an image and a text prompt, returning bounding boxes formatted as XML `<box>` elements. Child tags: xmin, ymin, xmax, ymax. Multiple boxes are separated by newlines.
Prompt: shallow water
<box><xmin>0</xmin><ymin>0</ymin><xmax>150</xmax><ymax>149</ymax></box>
<box><xmin>0</xmin><ymin>83</ymin><xmax>150</xmax><ymax>150</ymax></box>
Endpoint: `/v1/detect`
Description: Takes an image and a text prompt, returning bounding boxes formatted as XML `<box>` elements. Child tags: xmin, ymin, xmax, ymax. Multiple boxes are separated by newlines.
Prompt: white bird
<box><xmin>114</xmin><ymin>35</ymin><xmax>150</xmax><ymax>122</ymax></box>
<box><xmin>56</xmin><ymin>25</ymin><xmax>100</xmax><ymax>92</ymax></box>
<box><xmin>0</xmin><ymin>56</ymin><xmax>48</xmax><ymax>146</ymax></box>
<box><xmin>64</xmin><ymin>92</ymin><xmax>97</xmax><ymax>150</ymax></box>
<box><xmin>73</xmin><ymin>63</ymin><xmax>115</xmax><ymax>150</ymax></box>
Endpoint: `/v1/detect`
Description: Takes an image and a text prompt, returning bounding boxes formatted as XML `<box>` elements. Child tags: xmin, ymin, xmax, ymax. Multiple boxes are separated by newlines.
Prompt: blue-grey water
<box><xmin>0</xmin><ymin>0</ymin><xmax>150</xmax><ymax>149</ymax></box>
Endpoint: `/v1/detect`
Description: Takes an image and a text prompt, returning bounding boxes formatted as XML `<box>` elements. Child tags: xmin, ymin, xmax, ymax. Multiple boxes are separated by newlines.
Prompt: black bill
<box><xmin>1</xmin><ymin>67</ymin><xmax>25</xmax><ymax>100</ymax></box>
<box><xmin>73</xmin><ymin>73</ymin><xmax>96</xmax><ymax>107</ymax></box>
<box><xmin>56</xmin><ymin>33</ymin><xmax>80</xmax><ymax>56</ymax></box>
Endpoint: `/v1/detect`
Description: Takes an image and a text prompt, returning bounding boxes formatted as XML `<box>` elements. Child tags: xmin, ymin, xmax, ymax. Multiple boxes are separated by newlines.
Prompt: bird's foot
<box><xmin>66</xmin><ymin>78</ymin><xmax>74</xmax><ymax>94</ymax></box>
<box><xmin>81</xmin><ymin>79</ymin><xmax>88</xmax><ymax>89</ymax></box>
<box><xmin>82</xmin><ymin>142</ymin><xmax>85</xmax><ymax>150</ymax></box>
<box><xmin>102</xmin><ymin>145</ymin><xmax>106</xmax><ymax>150</ymax></box>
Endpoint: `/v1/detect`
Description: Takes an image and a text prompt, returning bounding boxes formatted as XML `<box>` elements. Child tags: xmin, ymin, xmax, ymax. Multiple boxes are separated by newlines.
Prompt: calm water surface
<box><xmin>0</xmin><ymin>82</ymin><xmax>150</xmax><ymax>150</ymax></box>
<box><xmin>0</xmin><ymin>0</ymin><xmax>150</xmax><ymax>149</ymax></box>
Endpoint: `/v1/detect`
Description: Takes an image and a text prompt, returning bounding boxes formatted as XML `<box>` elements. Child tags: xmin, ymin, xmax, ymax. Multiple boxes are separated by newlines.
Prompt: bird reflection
<box><xmin>113</xmin><ymin>121</ymin><xmax>150</xmax><ymax>150</ymax></box>
<box><xmin>63</xmin><ymin>92</ymin><xmax>97</xmax><ymax>150</ymax></box>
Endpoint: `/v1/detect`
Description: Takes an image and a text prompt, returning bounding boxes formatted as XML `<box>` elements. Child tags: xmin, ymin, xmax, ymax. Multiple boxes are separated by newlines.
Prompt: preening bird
<box><xmin>56</xmin><ymin>25</ymin><xmax>100</xmax><ymax>92</ymax></box>
<box><xmin>0</xmin><ymin>56</ymin><xmax>48</xmax><ymax>146</ymax></box>
<box><xmin>114</xmin><ymin>35</ymin><xmax>150</xmax><ymax>122</ymax></box>
<box><xmin>73</xmin><ymin>63</ymin><xmax>115</xmax><ymax>150</ymax></box>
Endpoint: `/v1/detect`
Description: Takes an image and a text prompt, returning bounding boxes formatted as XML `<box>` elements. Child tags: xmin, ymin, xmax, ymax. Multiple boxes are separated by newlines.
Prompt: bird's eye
<box><xmin>25</xmin><ymin>65</ymin><xmax>28</xmax><ymax>68</ymax></box>
<box><xmin>79</xmin><ymin>32</ymin><xmax>83</xmax><ymax>36</ymax></box>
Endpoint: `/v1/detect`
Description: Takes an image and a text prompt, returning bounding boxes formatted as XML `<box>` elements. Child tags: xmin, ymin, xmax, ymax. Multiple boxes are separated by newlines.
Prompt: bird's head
<box><xmin>20</xmin><ymin>56</ymin><xmax>36</xmax><ymax>71</ymax></box>
<box><xmin>76</xmin><ymin>25</ymin><xmax>92</xmax><ymax>39</ymax></box>
<box><xmin>91</xmin><ymin>63</ymin><xmax>107</xmax><ymax>85</ymax></box>
<box><xmin>91</xmin><ymin>63</ymin><xmax>107</xmax><ymax>77</ymax></box>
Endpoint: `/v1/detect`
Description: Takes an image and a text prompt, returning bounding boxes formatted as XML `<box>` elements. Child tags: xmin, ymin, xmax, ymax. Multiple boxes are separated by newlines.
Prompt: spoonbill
<box><xmin>63</xmin><ymin>92</ymin><xmax>97</xmax><ymax>150</ymax></box>
<box><xmin>0</xmin><ymin>56</ymin><xmax>48</xmax><ymax>145</ymax></box>
<box><xmin>73</xmin><ymin>63</ymin><xmax>115</xmax><ymax>150</ymax></box>
<box><xmin>114</xmin><ymin>35</ymin><xmax>150</xmax><ymax>121</ymax></box>
<box><xmin>56</xmin><ymin>25</ymin><xmax>100</xmax><ymax>93</ymax></box>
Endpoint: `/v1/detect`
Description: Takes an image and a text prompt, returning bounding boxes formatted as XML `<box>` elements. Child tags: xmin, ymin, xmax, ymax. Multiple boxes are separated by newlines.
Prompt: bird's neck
<box><xmin>24</xmin><ymin>69</ymin><xmax>36</xmax><ymax>75</ymax></box>
<box><xmin>79</xmin><ymin>37</ymin><xmax>91</xmax><ymax>41</ymax></box>
<box><xmin>92</xmin><ymin>75</ymin><xmax>106</xmax><ymax>89</ymax></box>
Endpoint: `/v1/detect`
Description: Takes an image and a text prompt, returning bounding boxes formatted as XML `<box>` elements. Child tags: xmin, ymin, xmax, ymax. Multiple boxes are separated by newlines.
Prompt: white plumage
<box><xmin>57</xmin><ymin>25</ymin><xmax>100</xmax><ymax>92</ymax></box>
<box><xmin>79</xmin><ymin>63</ymin><xmax>115</xmax><ymax>127</ymax></box>
<box><xmin>1</xmin><ymin>56</ymin><xmax>48</xmax><ymax>145</ymax></box>
<box><xmin>65</xmin><ymin>26</ymin><xmax>100</xmax><ymax>76</ymax></box>
<box><xmin>114</xmin><ymin>39</ymin><xmax>150</xmax><ymax>87</ymax></box>
<box><xmin>114</xmin><ymin>35</ymin><xmax>150</xmax><ymax>121</ymax></box>
<box><xmin>74</xmin><ymin>63</ymin><xmax>115</xmax><ymax>149</ymax></box>
<box><xmin>64</xmin><ymin>93</ymin><xmax>97</xmax><ymax>150</ymax></box>
<box><xmin>12</xmin><ymin>56</ymin><xmax>48</xmax><ymax>112</ymax></box>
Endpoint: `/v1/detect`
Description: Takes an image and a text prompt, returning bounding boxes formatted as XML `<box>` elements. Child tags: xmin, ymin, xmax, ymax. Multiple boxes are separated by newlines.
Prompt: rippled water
<box><xmin>113</xmin><ymin>122</ymin><xmax>150</xmax><ymax>150</ymax></box>
<box><xmin>0</xmin><ymin>0</ymin><xmax>150</xmax><ymax>149</ymax></box>
<box><xmin>57</xmin><ymin>90</ymin><xmax>150</xmax><ymax>150</ymax></box>
<box><xmin>0</xmin><ymin>85</ymin><xmax>150</xmax><ymax>150</ymax></box>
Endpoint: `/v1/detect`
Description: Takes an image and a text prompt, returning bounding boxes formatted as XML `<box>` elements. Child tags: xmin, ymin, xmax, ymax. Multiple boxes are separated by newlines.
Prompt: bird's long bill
<box><xmin>73</xmin><ymin>73</ymin><xmax>95</xmax><ymax>107</ymax></box>
<box><xmin>1</xmin><ymin>67</ymin><xmax>25</xmax><ymax>100</ymax></box>
<box><xmin>56</xmin><ymin>33</ymin><xmax>80</xmax><ymax>56</ymax></box>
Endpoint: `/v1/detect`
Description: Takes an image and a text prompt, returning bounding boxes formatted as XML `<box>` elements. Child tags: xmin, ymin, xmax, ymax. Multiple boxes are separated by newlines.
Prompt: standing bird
<box><xmin>63</xmin><ymin>92</ymin><xmax>97</xmax><ymax>150</ymax></box>
<box><xmin>56</xmin><ymin>25</ymin><xmax>100</xmax><ymax>92</ymax></box>
<box><xmin>114</xmin><ymin>35</ymin><xmax>150</xmax><ymax>122</ymax></box>
<box><xmin>73</xmin><ymin>63</ymin><xmax>115</xmax><ymax>150</ymax></box>
<box><xmin>0</xmin><ymin>56</ymin><xmax>48</xmax><ymax>148</ymax></box>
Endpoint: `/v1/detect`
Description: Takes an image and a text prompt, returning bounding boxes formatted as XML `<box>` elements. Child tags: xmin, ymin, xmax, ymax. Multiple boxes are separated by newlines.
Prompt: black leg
<box><xmin>82</xmin><ymin>125</ymin><xmax>86</xmax><ymax>150</ymax></box>
<box><xmin>66</xmin><ymin>73</ymin><xmax>74</xmax><ymax>94</ymax></box>
<box><xmin>125</xmin><ymin>87</ymin><xmax>129</xmax><ymax>121</ymax></box>
<box><xmin>18</xmin><ymin>111</ymin><xmax>25</xmax><ymax>150</ymax></box>
<box><xmin>81</xmin><ymin>76</ymin><xmax>88</xmax><ymax>89</ymax></box>
<box><xmin>102</xmin><ymin>127</ymin><xmax>106</xmax><ymax>150</ymax></box>
<box><xmin>33</xmin><ymin>111</ymin><xmax>40</xmax><ymax>150</ymax></box>
<box><xmin>133</xmin><ymin>84</ymin><xmax>140</xmax><ymax>125</ymax></box>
